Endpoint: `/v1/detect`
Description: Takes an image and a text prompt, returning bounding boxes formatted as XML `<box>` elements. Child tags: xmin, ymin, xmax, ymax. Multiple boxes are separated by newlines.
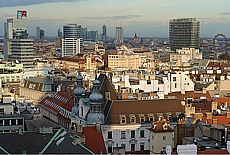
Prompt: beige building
<box><xmin>149</xmin><ymin>121</ymin><xmax>173</xmax><ymax>154</ymax></box>
<box><xmin>20</xmin><ymin>77</ymin><xmax>55</xmax><ymax>105</ymax></box>
<box><xmin>108</xmin><ymin>52</ymin><xmax>154</xmax><ymax>70</ymax></box>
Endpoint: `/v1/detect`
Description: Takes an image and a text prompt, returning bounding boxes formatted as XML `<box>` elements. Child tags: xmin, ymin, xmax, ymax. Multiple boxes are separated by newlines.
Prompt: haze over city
<box><xmin>1</xmin><ymin>0</ymin><xmax>230</xmax><ymax>38</ymax></box>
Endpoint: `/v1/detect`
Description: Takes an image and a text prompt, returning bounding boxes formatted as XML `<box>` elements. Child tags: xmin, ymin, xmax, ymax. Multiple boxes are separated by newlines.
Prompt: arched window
<box><xmin>139</xmin><ymin>114</ymin><xmax>145</xmax><ymax>122</ymax></box>
<box><xmin>148</xmin><ymin>114</ymin><xmax>154</xmax><ymax>122</ymax></box>
<box><xmin>130</xmin><ymin>115</ymin><xmax>136</xmax><ymax>124</ymax></box>
<box><xmin>120</xmin><ymin>115</ymin><xmax>126</xmax><ymax>124</ymax></box>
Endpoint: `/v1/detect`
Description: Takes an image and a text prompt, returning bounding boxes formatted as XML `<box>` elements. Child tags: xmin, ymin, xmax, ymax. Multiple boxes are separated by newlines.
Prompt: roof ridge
<box><xmin>105</xmin><ymin>100</ymin><xmax>113</xmax><ymax>123</ymax></box>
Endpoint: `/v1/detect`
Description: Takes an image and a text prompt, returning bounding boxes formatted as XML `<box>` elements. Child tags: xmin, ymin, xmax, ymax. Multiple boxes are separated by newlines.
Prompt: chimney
<box><xmin>212</xmin><ymin>118</ymin><xmax>218</xmax><ymax>124</ymax></box>
<box><xmin>206</xmin><ymin>112</ymin><xmax>212</xmax><ymax>119</ymax></box>
<box><xmin>77</xmin><ymin>124</ymin><xmax>83</xmax><ymax>133</ymax></box>
<box><xmin>118</xmin><ymin>85</ymin><xmax>121</xmax><ymax>94</ymax></box>
<box><xmin>96</xmin><ymin>121</ymin><xmax>101</xmax><ymax>132</ymax></box>
<box><xmin>211</xmin><ymin>100</ymin><xmax>218</xmax><ymax>112</ymax></box>
<box><xmin>227</xmin><ymin>112</ymin><xmax>230</xmax><ymax>119</ymax></box>
<box><xmin>202</xmin><ymin>87</ymin><xmax>206</xmax><ymax>94</ymax></box>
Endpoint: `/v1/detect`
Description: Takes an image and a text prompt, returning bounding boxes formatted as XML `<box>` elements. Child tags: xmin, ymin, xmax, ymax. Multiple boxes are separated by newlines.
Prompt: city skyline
<box><xmin>1</xmin><ymin>0</ymin><xmax>230</xmax><ymax>38</ymax></box>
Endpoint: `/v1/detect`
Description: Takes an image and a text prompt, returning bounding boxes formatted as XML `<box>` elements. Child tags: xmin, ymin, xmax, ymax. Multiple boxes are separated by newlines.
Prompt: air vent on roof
<box><xmin>56</xmin><ymin>137</ymin><xmax>65</xmax><ymax>146</ymax></box>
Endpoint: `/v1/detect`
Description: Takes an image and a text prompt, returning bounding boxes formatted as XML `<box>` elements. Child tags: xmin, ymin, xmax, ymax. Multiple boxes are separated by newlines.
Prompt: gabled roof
<box><xmin>105</xmin><ymin>99</ymin><xmax>182</xmax><ymax>124</ymax></box>
<box><xmin>39</xmin><ymin>91</ymin><xmax>74</xmax><ymax>121</ymax></box>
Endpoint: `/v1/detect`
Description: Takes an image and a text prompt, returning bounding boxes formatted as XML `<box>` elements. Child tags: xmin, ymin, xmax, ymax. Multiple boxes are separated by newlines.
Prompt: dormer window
<box><xmin>120</xmin><ymin>115</ymin><xmax>126</xmax><ymax>124</ymax></box>
<box><xmin>129</xmin><ymin>114</ymin><xmax>136</xmax><ymax>124</ymax></box>
<box><xmin>157</xmin><ymin>113</ymin><xmax>163</xmax><ymax>121</ymax></box>
<box><xmin>163</xmin><ymin>123</ymin><xmax>168</xmax><ymax>130</ymax></box>
<box><xmin>148</xmin><ymin>114</ymin><xmax>154</xmax><ymax>122</ymax></box>
<box><xmin>139</xmin><ymin>114</ymin><xmax>145</xmax><ymax>123</ymax></box>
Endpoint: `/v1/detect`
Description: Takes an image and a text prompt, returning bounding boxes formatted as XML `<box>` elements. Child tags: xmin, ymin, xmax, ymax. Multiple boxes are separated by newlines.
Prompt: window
<box><xmin>81</xmin><ymin>107</ymin><xmax>83</xmax><ymax>116</ymax></box>
<box><xmin>11</xmin><ymin>119</ymin><xmax>16</xmax><ymax>125</ymax></box>
<box><xmin>131</xmin><ymin>130</ymin><xmax>135</xmax><ymax>138</ymax></box>
<box><xmin>131</xmin><ymin>144</ymin><xmax>135</xmax><ymax>151</ymax></box>
<box><xmin>140</xmin><ymin>130</ymin><xmax>145</xmax><ymax>138</ymax></box>
<box><xmin>130</xmin><ymin>115</ymin><xmax>136</xmax><ymax>123</ymax></box>
<box><xmin>187</xmin><ymin>83</ymin><xmax>189</xmax><ymax>85</ymax></box>
<box><xmin>140</xmin><ymin>143</ymin><xmax>145</xmax><ymax>151</ymax></box>
<box><xmin>121</xmin><ymin>131</ymin><xmax>126</xmax><ymax>139</ymax></box>
<box><xmin>121</xmin><ymin>143</ymin><xmax>126</xmax><ymax>149</ymax></box>
<box><xmin>139</xmin><ymin>115</ymin><xmax>145</xmax><ymax>122</ymax></box>
<box><xmin>152</xmin><ymin>145</ymin><xmax>154</xmax><ymax>151</ymax></box>
<box><xmin>4</xmin><ymin>120</ymin><xmax>9</xmax><ymax>126</ymax></box>
<box><xmin>163</xmin><ymin>136</ymin><xmax>166</xmax><ymax>140</ymax></box>
<box><xmin>105</xmin><ymin>92</ymin><xmax>111</xmax><ymax>100</ymax></box>
<box><xmin>108</xmin><ymin>146</ymin><xmax>112</xmax><ymax>153</ymax></box>
<box><xmin>174</xmin><ymin>83</ymin><xmax>177</xmax><ymax>88</ymax></box>
<box><xmin>152</xmin><ymin>135</ymin><xmax>154</xmax><ymax>140</ymax></box>
<box><xmin>0</xmin><ymin>108</ymin><xmax>4</xmax><ymax>115</ymax></box>
<box><xmin>0</xmin><ymin>120</ymin><xmax>3</xmax><ymax>126</ymax></box>
<box><xmin>120</xmin><ymin>115</ymin><xmax>126</xmax><ymax>124</ymax></box>
<box><xmin>108</xmin><ymin>131</ymin><xmax>112</xmax><ymax>139</ymax></box>
<box><xmin>173</xmin><ymin>77</ymin><xmax>176</xmax><ymax>81</ymax></box>
<box><xmin>149</xmin><ymin>114</ymin><xmax>154</xmax><ymax>122</ymax></box>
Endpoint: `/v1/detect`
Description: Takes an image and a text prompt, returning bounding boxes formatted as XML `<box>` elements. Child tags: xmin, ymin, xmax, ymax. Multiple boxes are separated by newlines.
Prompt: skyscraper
<box><xmin>4</xmin><ymin>10</ymin><xmax>34</xmax><ymax>68</ymax></box>
<box><xmin>36</xmin><ymin>26</ymin><xmax>40</xmax><ymax>40</ymax></box>
<box><xmin>40</xmin><ymin>29</ymin><xmax>45</xmax><ymax>40</ymax></box>
<box><xmin>116</xmin><ymin>26</ymin><xmax>124</xmax><ymax>44</ymax></box>
<box><xmin>63</xmin><ymin>24</ymin><xmax>81</xmax><ymax>39</ymax></box>
<box><xmin>169</xmin><ymin>18</ymin><xmax>200</xmax><ymax>51</ymax></box>
<box><xmin>57</xmin><ymin>29</ymin><xmax>62</xmax><ymax>38</ymax></box>
<box><xmin>62</xmin><ymin>24</ymin><xmax>83</xmax><ymax>56</ymax></box>
<box><xmin>102</xmin><ymin>25</ymin><xmax>107</xmax><ymax>42</ymax></box>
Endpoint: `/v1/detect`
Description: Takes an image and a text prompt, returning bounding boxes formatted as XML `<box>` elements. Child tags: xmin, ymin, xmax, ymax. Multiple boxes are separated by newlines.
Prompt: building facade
<box><xmin>62</xmin><ymin>24</ymin><xmax>83</xmax><ymax>55</ymax></box>
<box><xmin>11</xmin><ymin>39</ymin><xmax>34</xmax><ymax>69</ymax></box>
<box><xmin>169</xmin><ymin>18</ymin><xmax>200</xmax><ymax>51</ymax></box>
<box><xmin>116</xmin><ymin>26</ymin><xmax>124</xmax><ymax>44</ymax></box>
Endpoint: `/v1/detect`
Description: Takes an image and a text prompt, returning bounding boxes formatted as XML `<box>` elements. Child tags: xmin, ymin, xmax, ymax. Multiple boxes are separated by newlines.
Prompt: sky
<box><xmin>0</xmin><ymin>0</ymin><xmax>230</xmax><ymax>38</ymax></box>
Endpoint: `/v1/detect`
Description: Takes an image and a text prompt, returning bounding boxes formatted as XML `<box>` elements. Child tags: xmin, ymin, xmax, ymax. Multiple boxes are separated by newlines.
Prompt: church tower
<box><xmin>86</xmin><ymin>79</ymin><xmax>105</xmax><ymax>124</ymax></box>
<box><xmin>72</xmin><ymin>72</ymin><xmax>86</xmax><ymax>116</ymax></box>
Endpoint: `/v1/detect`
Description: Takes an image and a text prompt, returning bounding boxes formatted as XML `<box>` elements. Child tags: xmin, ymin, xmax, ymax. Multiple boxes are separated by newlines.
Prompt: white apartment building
<box><xmin>11</xmin><ymin>39</ymin><xmax>34</xmax><ymax>69</ymax></box>
<box><xmin>61</xmin><ymin>38</ymin><xmax>81</xmax><ymax>57</ymax></box>
<box><xmin>170</xmin><ymin>48</ymin><xmax>202</xmax><ymax>63</ymax></box>
<box><xmin>112</xmin><ymin>71</ymin><xmax>194</xmax><ymax>96</ymax></box>
<box><xmin>101</xmin><ymin>123</ymin><xmax>152</xmax><ymax>153</ymax></box>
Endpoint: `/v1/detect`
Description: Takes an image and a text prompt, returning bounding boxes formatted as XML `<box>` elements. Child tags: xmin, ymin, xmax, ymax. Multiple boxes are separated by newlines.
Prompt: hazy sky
<box><xmin>1</xmin><ymin>0</ymin><xmax>230</xmax><ymax>38</ymax></box>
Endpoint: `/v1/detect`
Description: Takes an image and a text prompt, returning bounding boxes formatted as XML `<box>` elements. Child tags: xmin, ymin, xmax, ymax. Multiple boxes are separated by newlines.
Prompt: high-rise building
<box><xmin>116</xmin><ymin>26</ymin><xmax>124</xmax><ymax>44</ymax></box>
<box><xmin>62</xmin><ymin>38</ymin><xmax>81</xmax><ymax>57</ymax></box>
<box><xmin>4</xmin><ymin>18</ymin><xmax>28</xmax><ymax>39</ymax></box>
<box><xmin>63</xmin><ymin>24</ymin><xmax>81</xmax><ymax>39</ymax></box>
<box><xmin>62</xmin><ymin>24</ymin><xmax>83</xmax><ymax>56</ymax></box>
<box><xmin>11</xmin><ymin>39</ymin><xmax>34</xmax><ymax>68</ymax></box>
<box><xmin>4</xmin><ymin>10</ymin><xmax>34</xmax><ymax>69</ymax></box>
<box><xmin>40</xmin><ymin>29</ymin><xmax>45</xmax><ymax>40</ymax></box>
<box><xmin>36</xmin><ymin>26</ymin><xmax>40</xmax><ymax>40</ymax></box>
<box><xmin>57</xmin><ymin>29</ymin><xmax>62</xmax><ymax>38</ymax></box>
<box><xmin>169</xmin><ymin>18</ymin><xmax>200</xmax><ymax>51</ymax></box>
<box><xmin>81</xmin><ymin>27</ymin><xmax>88</xmax><ymax>40</ymax></box>
<box><xmin>102</xmin><ymin>25</ymin><xmax>107</xmax><ymax>42</ymax></box>
<box><xmin>88</xmin><ymin>30</ymin><xmax>98</xmax><ymax>42</ymax></box>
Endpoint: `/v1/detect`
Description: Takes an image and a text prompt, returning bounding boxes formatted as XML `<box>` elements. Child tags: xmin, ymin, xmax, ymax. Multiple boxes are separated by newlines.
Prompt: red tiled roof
<box><xmin>198</xmin><ymin>150</ymin><xmax>229</xmax><ymax>154</ymax></box>
<box><xmin>83</xmin><ymin>126</ymin><xmax>106</xmax><ymax>154</ymax></box>
<box><xmin>216</xmin><ymin>98</ymin><xmax>230</xmax><ymax>107</ymax></box>
<box><xmin>167</xmin><ymin>91</ymin><xmax>212</xmax><ymax>101</ymax></box>
<box><xmin>39</xmin><ymin>91</ymin><xmax>74</xmax><ymax>121</ymax></box>
<box><xmin>202</xmin><ymin>115</ymin><xmax>230</xmax><ymax>125</ymax></box>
